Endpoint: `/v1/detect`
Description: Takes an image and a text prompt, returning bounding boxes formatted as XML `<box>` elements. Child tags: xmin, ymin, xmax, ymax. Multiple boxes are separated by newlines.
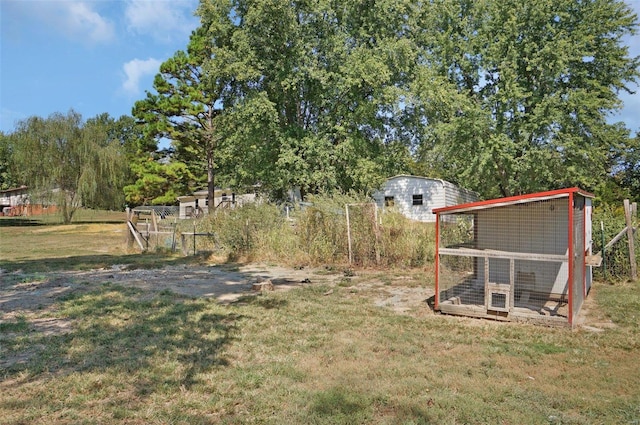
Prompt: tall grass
<box><xmin>194</xmin><ymin>194</ymin><xmax>435</xmax><ymax>268</ymax></box>
<box><xmin>592</xmin><ymin>203</ymin><xmax>639</xmax><ymax>281</ymax></box>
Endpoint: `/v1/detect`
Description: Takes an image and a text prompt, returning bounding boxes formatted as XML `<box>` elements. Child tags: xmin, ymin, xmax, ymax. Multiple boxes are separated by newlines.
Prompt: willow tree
<box><xmin>133</xmin><ymin>4</ymin><xmax>234</xmax><ymax>210</ymax></box>
<box><xmin>9</xmin><ymin>111</ymin><xmax>127</xmax><ymax>223</ymax></box>
<box><xmin>0</xmin><ymin>131</ymin><xmax>18</xmax><ymax>190</ymax></box>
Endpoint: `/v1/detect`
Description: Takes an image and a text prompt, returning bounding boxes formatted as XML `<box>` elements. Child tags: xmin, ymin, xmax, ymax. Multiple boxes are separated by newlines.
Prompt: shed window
<box><xmin>384</xmin><ymin>196</ymin><xmax>395</xmax><ymax>207</ymax></box>
<box><xmin>412</xmin><ymin>194</ymin><xmax>423</xmax><ymax>206</ymax></box>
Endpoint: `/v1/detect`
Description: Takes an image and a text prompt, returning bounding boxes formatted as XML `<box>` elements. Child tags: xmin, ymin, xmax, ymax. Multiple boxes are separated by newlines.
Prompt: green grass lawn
<box><xmin>1</xmin><ymin>215</ymin><xmax>639</xmax><ymax>424</ymax></box>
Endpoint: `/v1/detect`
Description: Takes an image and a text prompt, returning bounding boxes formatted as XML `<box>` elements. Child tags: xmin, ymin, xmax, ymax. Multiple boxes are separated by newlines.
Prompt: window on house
<box><xmin>412</xmin><ymin>194</ymin><xmax>423</xmax><ymax>206</ymax></box>
<box><xmin>384</xmin><ymin>196</ymin><xmax>395</xmax><ymax>207</ymax></box>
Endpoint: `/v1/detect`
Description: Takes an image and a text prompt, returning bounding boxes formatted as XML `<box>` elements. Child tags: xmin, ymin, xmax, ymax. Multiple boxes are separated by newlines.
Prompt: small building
<box><xmin>372</xmin><ymin>175</ymin><xmax>479</xmax><ymax>222</ymax></box>
<box><xmin>177</xmin><ymin>189</ymin><xmax>257</xmax><ymax>219</ymax></box>
<box><xmin>433</xmin><ymin>187</ymin><xmax>594</xmax><ymax>327</ymax></box>
<box><xmin>0</xmin><ymin>186</ymin><xmax>28</xmax><ymax>215</ymax></box>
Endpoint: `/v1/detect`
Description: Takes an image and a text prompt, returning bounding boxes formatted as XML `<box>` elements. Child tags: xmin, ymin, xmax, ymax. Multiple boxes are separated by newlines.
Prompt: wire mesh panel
<box><xmin>437</xmin><ymin>196</ymin><xmax>575</xmax><ymax>324</ymax></box>
<box><xmin>572</xmin><ymin>196</ymin><xmax>585</xmax><ymax>324</ymax></box>
<box><xmin>438</xmin><ymin>253</ymin><xmax>482</xmax><ymax>306</ymax></box>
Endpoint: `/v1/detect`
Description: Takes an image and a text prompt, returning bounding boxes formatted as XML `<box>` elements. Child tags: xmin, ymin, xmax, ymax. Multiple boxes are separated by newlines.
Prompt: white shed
<box><xmin>372</xmin><ymin>175</ymin><xmax>479</xmax><ymax>222</ymax></box>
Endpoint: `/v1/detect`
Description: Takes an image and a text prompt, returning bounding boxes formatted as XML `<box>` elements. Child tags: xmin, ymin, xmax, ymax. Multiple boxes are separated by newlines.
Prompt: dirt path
<box><xmin>0</xmin><ymin>264</ymin><xmax>434</xmax><ymax>318</ymax></box>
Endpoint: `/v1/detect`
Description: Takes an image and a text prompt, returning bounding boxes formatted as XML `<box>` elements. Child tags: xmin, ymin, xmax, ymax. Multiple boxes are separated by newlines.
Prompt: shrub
<box><xmin>592</xmin><ymin>202</ymin><xmax>639</xmax><ymax>281</ymax></box>
<box><xmin>190</xmin><ymin>194</ymin><xmax>436</xmax><ymax>269</ymax></box>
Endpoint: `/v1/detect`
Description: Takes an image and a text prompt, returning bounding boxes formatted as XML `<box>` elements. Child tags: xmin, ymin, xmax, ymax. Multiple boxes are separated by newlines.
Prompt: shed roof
<box><xmin>433</xmin><ymin>187</ymin><xmax>594</xmax><ymax>215</ymax></box>
<box><xmin>385</xmin><ymin>174</ymin><xmax>457</xmax><ymax>187</ymax></box>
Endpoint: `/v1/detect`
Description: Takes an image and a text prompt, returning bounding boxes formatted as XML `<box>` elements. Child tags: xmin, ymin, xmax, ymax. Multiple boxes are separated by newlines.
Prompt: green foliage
<box><xmin>0</xmin><ymin>131</ymin><xmax>19</xmax><ymax>190</ymax></box>
<box><xmin>592</xmin><ymin>202</ymin><xmax>640</xmax><ymax>280</ymax></box>
<box><xmin>197</xmin><ymin>194</ymin><xmax>434</xmax><ymax>267</ymax></box>
<box><xmin>614</xmin><ymin>133</ymin><xmax>640</xmax><ymax>200</ymax></box>
<box><xmin>7</xmin><ymin>111</ymin><xmax>130</xmax><ymax>223</ymax></box>
<box><xmin>207</xmin><ymin>202</ymin><xmax>286</xmax><ymax>259</ymax></box>
<box><xmin>296</xmin><ymin>193</ymin><xmax>363</xmax><ymax>264</ymax></box>
<box><xmin>133</xmin><ymin>13</ymin><xmax>234</xmax><ymax>207</ymax></box>
<box><xmin>124</xmin><ymin>158</ymin><xmax>195</xmax><ymax>206</ymax></box>
<box><xmin>418</xmin><ymin>0</ymin><xmax>639</xmax><ymax>198</ymax></box>
<box><xmin>379</xmin><ymin>210</ymin><xmax>436</xmax><ymax>267</ymax></box>
<box><xmin>203</xmin><ymin>0</ymin><xmax>415</xmax><ymax>197</ymax></box>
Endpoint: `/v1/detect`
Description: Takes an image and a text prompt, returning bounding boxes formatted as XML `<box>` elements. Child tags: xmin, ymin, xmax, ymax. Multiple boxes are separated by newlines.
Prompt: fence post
<box><xmin>601</xmin><ymin>221</ymin><xmax>606</xmax><ymax>279</ymax></box>
<box><xmin>624</xmin><ymin>199</ymin><xmax>637</xmax><ymax>281</ymax></box>
<box><xmin>346</xmin><ymin>205</ymin><xmax>352</xmax><ymax>264</ymax></box>
<box><xmin>125</xmin><ymin>207</ymin><xmax>133</xmax><ymax>249</ymax></box>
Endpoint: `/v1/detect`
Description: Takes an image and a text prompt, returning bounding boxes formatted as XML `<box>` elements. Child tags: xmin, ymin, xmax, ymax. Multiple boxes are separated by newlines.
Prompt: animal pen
<box><xmin>434</xmin><ymin>188</ymin><xmax>594</xmax><ymax>327</ymax></box>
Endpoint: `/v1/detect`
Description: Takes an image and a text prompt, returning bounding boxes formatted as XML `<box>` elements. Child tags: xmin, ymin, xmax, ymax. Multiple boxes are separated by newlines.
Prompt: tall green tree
<box><xmin>9</xmin><ymin>110</ymin><xmax>128</xmax><ymax>223</ymax></box>
<box><xmin>133</xmin><ymin>4</ymin><xmax>234</xmax><ymax>210</ymax></box>
<box><xmin>615</xmin><ymin>132</ymin><xmax>640</xmax><ymax>200</ymax></box>
<box><xmin>413</xmin><ymin>0</ymin><xmax>639</xmax><ymax>198</ymax></box>
<box><xmin>204</xmin><ymin>0</ymin><xmax>416</xmax><ymax>198</ymax></box>
<box><xmin>150</xmin><ymin>0</ymin><xmax>637</xmax><ymax>202</ymax></box>
<box><xmin>81</xmin><ymin>113</ymin><xmax>142</xmax><ymax>210</ymax></box>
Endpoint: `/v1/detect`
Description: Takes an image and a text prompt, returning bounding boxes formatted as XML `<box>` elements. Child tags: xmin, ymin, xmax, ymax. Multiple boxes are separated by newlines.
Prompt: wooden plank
<box><xmin>484</xmin><ymin>257</ymin><xmax>489</xmax><ymax>309</ymax></box>
<box><xmin>181</xmin><ymin>233</ymin><xmax>188</xmax><ymax>256</ymax></box>
<box><xmin>346</xmin><ymin>205</ymin><xmax>352</xmax><ymax>264</ymax></box>
<box><xmin>127</xmin><ymin>221</ymin><xmax>146</xmax><ymax>251</ymax></box>
<box><xmin>151</xmin><ymin>210</ymin><xmax>158</xmax><ymax>233</ymax></box>
<box><xmin>585</xmin><ymin>252</ymin><xmax>602</xmax><ymax>267</ymax></box>
<box><xmin>439</xmin><ymin>247</ymin><xmax>567</xmax><ymax>262</ymax></box>
<box><xmin>438</xmin><ymin>304</ymin><xmax>511</xmax><ymax>321</ymax></box>
<box><xmin>624</xmin><ymin>199</ymin><xmax>637</xmax><ymax>281</ymax></box>
<box><xmin>604</xmin><ymin>226</ymin><xmax>634</xmax><ymax>250</ymax></box>
<box><xmin>509</xmin><ymin>258</ymin><xmax>515</xmax><ymax>312</ymax></box>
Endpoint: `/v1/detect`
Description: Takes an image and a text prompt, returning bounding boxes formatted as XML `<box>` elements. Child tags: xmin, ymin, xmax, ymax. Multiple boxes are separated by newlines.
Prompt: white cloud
<box><xmin>65</xmin><ymin>2</ymin><xmax>115</xmax><ymax>43</ymax></box>
<box><xmin>124</xmin><ymin>0</ymin><xmax>199</xmax><ymax>42</ymax></box>
<box><xmin>16</xmin><ymin>1</ymin><xmax>116</xmax><ymax>44</ymax></box>
<box><xmin>122</xmin><ymin>58</ymin><xmax>162</xmax><ymax>95</ymax></box>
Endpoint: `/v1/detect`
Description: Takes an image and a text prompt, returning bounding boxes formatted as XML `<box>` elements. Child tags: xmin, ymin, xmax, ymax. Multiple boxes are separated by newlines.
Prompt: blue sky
<box><xmin>1</xmin><ymin>0</ymin><xmax>200</xmax><ymax>133</ymax></box>
<box><xmin>1</xmin><ymin>0</ymin><xmax>639</xmax><ymax>136</ymax></box>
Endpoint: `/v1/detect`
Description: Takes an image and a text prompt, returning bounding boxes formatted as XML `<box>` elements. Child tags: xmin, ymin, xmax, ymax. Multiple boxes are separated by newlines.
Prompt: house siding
<box><xmin>373</xmin><ymin>176</ymin><xmax>478</xmax><ymax>222</ymax></box>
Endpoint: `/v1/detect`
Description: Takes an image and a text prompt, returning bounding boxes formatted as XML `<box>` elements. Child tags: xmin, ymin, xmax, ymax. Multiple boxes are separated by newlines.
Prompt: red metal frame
<box><xmin>583</xmin><ymin>200</ymin><xmax>588</xmax><ymax>298</ymax></box>
<box><xmin>433</xmin><ymin>187</ymin><xmax>594</xmax><ymax>215</ymax></box>
<box><xmin>434</xmin><ymin>213</ymin><xmax>440</xmax><ymax>310</ymax></box>
<box><xmin>568</xmin><ymin>193</ymin><xmax>574</xmax><ymax>326</ymax></box>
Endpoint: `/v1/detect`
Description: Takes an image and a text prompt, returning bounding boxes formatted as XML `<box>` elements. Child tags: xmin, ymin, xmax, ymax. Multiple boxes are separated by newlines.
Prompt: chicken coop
<box><xmin>433</xmin><ymin>188</ymin><xmax>594</xmax><ymax>327</ymax></box>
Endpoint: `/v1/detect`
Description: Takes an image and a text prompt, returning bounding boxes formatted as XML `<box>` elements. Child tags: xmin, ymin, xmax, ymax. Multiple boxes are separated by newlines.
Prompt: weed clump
<box><xmin>196</xmin><ymin>194</ymin><xmax>435</xmax><ymax>268</ymax></box>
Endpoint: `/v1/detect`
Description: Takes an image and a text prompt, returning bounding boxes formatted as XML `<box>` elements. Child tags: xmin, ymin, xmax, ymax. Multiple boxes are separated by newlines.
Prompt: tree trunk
<box><xmin>206</xmin><ymin>108</ymin><xmax>215</xmax><ymax>213</ymax></box>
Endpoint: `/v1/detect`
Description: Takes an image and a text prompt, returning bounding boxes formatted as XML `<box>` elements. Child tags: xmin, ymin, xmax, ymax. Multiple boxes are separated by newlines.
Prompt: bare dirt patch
<box><xmin>0</xmin><ymin>263</ymin><xmax>608</xmax><ymax>334</ymax></box>
<box><xmin>0</xmin><ymin>264</ymin><xmax>433</xmax><ymax>316</ymax></box>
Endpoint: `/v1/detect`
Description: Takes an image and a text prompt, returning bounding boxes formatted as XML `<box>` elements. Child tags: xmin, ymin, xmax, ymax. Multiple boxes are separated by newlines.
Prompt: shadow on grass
<box><xmin>0</xmin><ymin>218</ymin><xmax>45</xmax><ymax>227</ymax></box>
<box><xmin>232</xmin><ymin>293</ymin><xmax>289</xmax><ymax>310</ymax></box>
<box><xmin>1</xmin><ymin>284</ymin><xmax>241</xmax><ymax>392</ymax></box>
<box><xmin>307</xmin><ymin>386</ymin><xmax>438</xmax><ymax>424</ymax></box>
<box><xmin>0</xmin><ymin>252</ymin><xmax>210</xmax><ymax>273</ymax></box>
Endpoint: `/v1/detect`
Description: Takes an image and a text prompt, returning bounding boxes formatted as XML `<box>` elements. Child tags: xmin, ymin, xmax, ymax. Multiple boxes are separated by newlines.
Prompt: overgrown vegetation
<box><xmin>592</xmin><ymin>202</ymin><xmax>640</xmax><ymax>281</ymax></box>
<box><xmin>187</xmin><ymin>195</ymin><xmax>435</xmax><ymax>268</ymax></box>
